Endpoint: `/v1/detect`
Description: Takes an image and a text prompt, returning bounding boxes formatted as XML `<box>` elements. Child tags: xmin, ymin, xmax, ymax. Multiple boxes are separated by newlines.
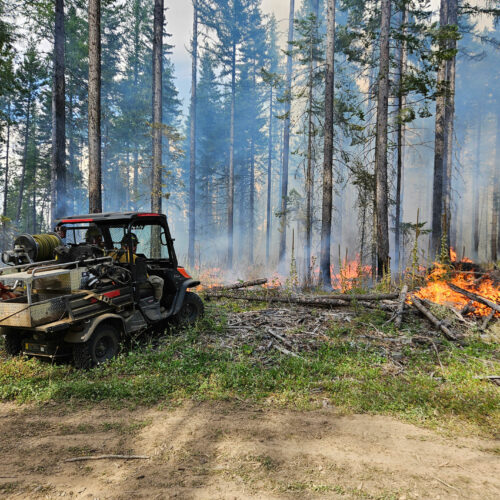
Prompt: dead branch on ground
<box><xmin>208</xmin><ymin>279</ymin><xmax>268</xmax><ymax>291</ymax></box>
<box><xmin>64</xmin><ymin>455</ymin><xmax>150</xmax><ymax>462</ymax></box>
<box><xmin>410</xmin><ymin>296</ymin><xmax>457</xmax><ymax>341</ymax></box>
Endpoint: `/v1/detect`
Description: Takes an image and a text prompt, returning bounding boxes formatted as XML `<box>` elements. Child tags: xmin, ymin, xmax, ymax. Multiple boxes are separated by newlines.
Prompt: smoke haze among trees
<box><xmin>0</xmin><ymin>0</ymin><xmax>499</xmax><ymax>286</ymax></box>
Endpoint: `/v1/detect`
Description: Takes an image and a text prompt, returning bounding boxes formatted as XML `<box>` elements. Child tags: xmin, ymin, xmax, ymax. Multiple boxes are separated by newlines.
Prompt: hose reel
<box><xmin>2</xmin><ymin>233</ymin><xmax>62</xmax><ymax>265</ymax></box>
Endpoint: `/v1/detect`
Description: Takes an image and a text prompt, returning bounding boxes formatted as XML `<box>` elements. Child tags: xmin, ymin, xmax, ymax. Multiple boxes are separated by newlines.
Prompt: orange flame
<box><xmin>415</xmin><ymin>250</ymin><xmax>499</xmax><ymax>317</ymax></box>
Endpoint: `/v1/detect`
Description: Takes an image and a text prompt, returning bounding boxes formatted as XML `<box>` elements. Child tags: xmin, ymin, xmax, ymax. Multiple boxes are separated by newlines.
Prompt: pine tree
<box><xmin>88</xmin><ymin>0</ymin><xmax>102</xmax><ymax>213</ymax></box>
<box><xmin>188</xmin><ymin>0</ymin><xmax>198</xmax><ymax>268</ymax></box>
<box><xmin>51</xmin><ymin>0</ymin><xmax>66</xmax><ymax>223</ymax></box>
<box><xmin>320</xmin><ymin>0</ymin><xmax>336</xmax><ymax>289</ymax></box>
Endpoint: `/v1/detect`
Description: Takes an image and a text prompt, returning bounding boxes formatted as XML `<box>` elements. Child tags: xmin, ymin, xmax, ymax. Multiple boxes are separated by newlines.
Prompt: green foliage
<box><xmin>0</xmin><ymin>305</ymin><xmax>498</xmax><ymax>436</ymax></box>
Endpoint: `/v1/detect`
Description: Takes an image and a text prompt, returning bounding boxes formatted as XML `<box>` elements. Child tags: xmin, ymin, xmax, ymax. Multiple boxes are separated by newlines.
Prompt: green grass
<box><xmin>0</xmin><ymin>304</ymin><xmax>498</xmax><ymax>436</ymax></box>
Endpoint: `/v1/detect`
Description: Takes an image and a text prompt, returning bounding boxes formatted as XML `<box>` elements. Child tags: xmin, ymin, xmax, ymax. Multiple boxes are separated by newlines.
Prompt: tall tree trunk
<box><xmin>125</xmin><ymin>146</ymin><xmax>130</xmax><ymax>210</ymax></box>
<box><xmin>32</xmin><ymin>141</ymin><xmax>37</xmax><ymax>233</ymax></box>
<box><xmin>266</xmin><ymin>84</ymin><xmax>273</xmax><ymax>263</ymax></box>
<box><xmin>133</xmin><ymin>146</ymin><xmax>139</xmax><ymax>210</ymax></box>
<box><xmin>151</xmin><ymin>0</ymin><xmax>163</xmax><ymax>258</ymax></box>
<box><xmin>88</xmin><ymin>0</ymin><xmax>102</xmax><ymax>213</ymax></box>
<box><xmin>2</xmin><ymin>102</ymin><xmax>10</xmax><ymax>219</ymax></box>
<box><xmin>16</xmin><ymin>95</ymin><xmax>32</xmax><ymax>225</ymax></box>
<box><xmin>249</xmin><ymin>137</ymin><xmax>255</xmax><ymax>265</ymax></box>
<box><xmin>492</xmin><ymin>116</ymin><xmax>500</xmax><ymax>261</ymax></box>
<box><xmin>320</xmin><ymin>0</ymin><xmax>335</xmax><ymax>289</ymax></box>
<box><xmin>278</xmin><ymin>0</ymin><xmax>295</xmax><ymax>271</ymax></box>
<box><xmin>473</xmin><ymin>113</ymin><xmax>481</xmax><ymax>257</ymax></box>
<box><xmin>394</xmin><ymin>4</ymin><xmax>408</xmax><ymax>273</ymax></box>
<box><xmin>431</xmin><ymin>0</ymin><xmax>449</xmax><ymax>257</ymax></box>
<box><xmin>51</xmin><ymin>0</ymin><xmax>66</xmax><ymax>224</ymax></box>
<box><xmin>374</xmin><ymin>0</ymin><xmax>391</xmax><ymax>278</ymax></box>
<box><xmin>68</xmin><ymin>91</ymin><xmax>77</xmax><ymax>212</ymax></box>
<box><xmin>444</xmin><ymin>0</ymin><xmax>457</xmax><ymax>248</ymax></box>
<box><xmin>188</xmin><ymin>1</ymin><xmax>198</xmax><ymax>268</ymax></box>
<box><xmin>227</xmin><ymin>40</ymin><xmax>236</xmax><ymax>268</ymax></box>
<box><xmin>2</xmin><ymin>101</ymin><xmax>11</xmax><ymax>246</ymax></box>
<box><xmin>305</xmin><ymin>56</ymin><xmax>314</xmax><ymax>285</ymax></box>
<box><xmin>132</xmin><ymin>0</ymin><xmax>140</xmax><ymax>212</ymax></box>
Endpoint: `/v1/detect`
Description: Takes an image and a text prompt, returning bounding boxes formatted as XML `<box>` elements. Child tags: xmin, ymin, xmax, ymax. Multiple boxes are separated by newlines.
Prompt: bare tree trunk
<box><xmin>88</xmin><ymin>0</ymin><xmax>102</xmax><ymax>213</ymax></box>
<box><xmin>492</xmin><ymin>116</ymin><xmax>500</xmax><ymax>261</ymax></box>
<box><xmin>320</xmin><ymin>0</ymin><xmax>335</xmax><ymax>289</ymax></box>
<box><xmin>16</xmin><ymin>95</ymin><xmax>32</xmax><ymax>225</ymax></box>
<box><xmin>151</xmin><ymin>0</ymin><xmax>163</xmax><ymax>258</ymax></box>
<box><xmin>249</xmin><ymin>136</ymin><xmax>255</xmax><ymax>265</ymax></box>
<box><xmin>305</xmin><ymin>48</ymin><xmax>314</xmax><ymax>285</ymax></box>
<box><xmin>431</xmin><ymin>0</ymin><xmax>449</xmax><ymax>257</ymax></box>
<box><xmin>278</xmin><ymin>0</ymin><xmax>295</xmax><ymax>271</ymax></box>
<box><xmin>473</xmin><ymin>113</ymin><xmax>481</xmax><ymax>257</ymax></box>
<box><xmin>374</xmin><ymin>0</ymin><xmax>391</xmax><ymax>278</ymax></box>
<box><xmin>188</xmin><ymin>1</ymin><xmax>198</xmax><ymax>268</ymax></box>
<box><xmin>266</xmin><ymin>85</ymin><xmax>273</xmax><ymax>264</ymax></box>
<box><xmin>32</xmin><ymin>141</ymin><xmax>37</xmax><ymax>233</ymax></box>
<box><xmin>444</xmin><ymin>0</ymin><xmax>457</xmax><ymax>249</ymax></box>
<box><xmin>2</xmin><ymin>102</ymin><xmax>10</xmax><ymax>220</ymax></box>
<box><xmin>68</xmin><ymin>91</ymin><xmax>78</xmax><ymax>212</ymax></box>
<box><xmin>51</xmin><ymin>0</ymin><xmax>66</xmax><ymax>224</ymax></box>
<box><xmin>394</xmin><ymin>4</ymin><xmax>408</xmax><ymax>273</ymax></box>
<box><xmin>227</xmin><ymin>41</ymin><xmax>236</xmax><ymax>268</ymax></box>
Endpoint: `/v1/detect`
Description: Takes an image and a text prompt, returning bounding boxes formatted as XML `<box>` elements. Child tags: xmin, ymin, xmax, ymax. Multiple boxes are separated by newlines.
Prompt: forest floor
<box><xmin>0</xmin><ymin>399</ymin><xmax>499</xmax><ymax>500</ymax></box>
<box><xmin>0</xmin><ymin>298</ymin><xmax>499</xmax><ymax>498</ymax></box>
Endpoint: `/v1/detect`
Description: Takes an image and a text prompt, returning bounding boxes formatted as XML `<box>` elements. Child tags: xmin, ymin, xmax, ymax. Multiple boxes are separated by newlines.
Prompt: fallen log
<box><xmin>326</xmin><ymin>292</ymin><xmax>399</xmax><ymax>301</ymax></box>
<box><xmin>447</xmin><ymin>283</ymin><xmax>500</xmax><ymax>314</ymax></box>
<box><xmin>410</xmin><ymin>296</ymin><xmax>457</xmax><ymax>341</ymax></box>
<box><xmin>207</xmin><ymin>292</ymin><xmax>350</xmax><ymax>308</ymax></box>
<box><xmin>394</xmin><ymin>285</ymin><xmax>408</xmax><ymax>328</ymax></box>
<box><xmin>357</xmin><ymin>300</ymin><xmax>397</xmax><ymax>312</ymax></box>
<box><xmin>207</xmin><ymin>292</ymin><xmax>397</xmax><ymax>311</ymax></box>
<box><xmin>207</xmin><ymin>278</ymin><xmax>268</xmax><ymax>292</ymax></box>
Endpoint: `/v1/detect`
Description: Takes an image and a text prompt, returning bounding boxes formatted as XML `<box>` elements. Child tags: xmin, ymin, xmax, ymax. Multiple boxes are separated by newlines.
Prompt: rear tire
<box><xmin>173</xmin><ymin>292</ymin><xmax>204</xmax><ymax>326</ymax></box>
<box><xmin>3</xmin><ymin>331</ymin><xmax>22</xmax><ymax>356</ymax></box>
<box><xmin>73</xmin><ymin>324</ymin><xmax>120</xmax><ymax>369</ymax></box>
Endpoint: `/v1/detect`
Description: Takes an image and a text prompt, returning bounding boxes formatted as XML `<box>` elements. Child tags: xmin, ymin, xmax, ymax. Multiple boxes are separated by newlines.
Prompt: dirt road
<box><xmin>0</xmin><ymin>401</ymin><xmax>498</xmax><ymax>499</ymax></box>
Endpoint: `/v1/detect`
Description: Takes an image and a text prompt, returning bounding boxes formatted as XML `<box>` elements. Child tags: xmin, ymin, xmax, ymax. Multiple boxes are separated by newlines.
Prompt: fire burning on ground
<box><xmin>193</xmin><ymin>249</ymin><xmax>498</xmax><ymax>320</ymax></box>
<box><xmin>415</xmin><ymin>249</ymin><xmax>500</xmax><ymax>317</ymax></box>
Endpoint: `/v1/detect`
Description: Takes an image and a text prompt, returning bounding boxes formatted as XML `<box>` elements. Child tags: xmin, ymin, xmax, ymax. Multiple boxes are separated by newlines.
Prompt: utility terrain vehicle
<box><xmin>0</xmin><ymin>212</ymin><xmax>203</xmax><ymax>368</ymax></box>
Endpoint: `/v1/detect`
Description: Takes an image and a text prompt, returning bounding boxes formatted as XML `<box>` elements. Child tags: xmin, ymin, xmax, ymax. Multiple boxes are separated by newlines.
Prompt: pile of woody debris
<box><xmin>202</xmin><ymin>266</ymin><xmax>500</xmax><ymax>346</ymax></box>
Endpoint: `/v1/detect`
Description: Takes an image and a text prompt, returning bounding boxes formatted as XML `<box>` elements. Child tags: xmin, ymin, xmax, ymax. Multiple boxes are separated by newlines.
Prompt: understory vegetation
<box><xmin>0</xmin><ymin>301</ymin><xmax>498</xmax><ymax>437</ymax></box>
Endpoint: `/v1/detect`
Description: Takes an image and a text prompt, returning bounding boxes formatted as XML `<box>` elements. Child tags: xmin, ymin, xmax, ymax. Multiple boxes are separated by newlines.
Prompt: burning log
<box><xmin>394</xmin><ymin>285</ymin><xmax>408</xmax><ymax>328</ymax></box>
<box><xmin>410</xmin><ymin>296</ymin><xmax>457</xmax><ymax>341</ymax></box>
<box><xmin>207</xmin><ymin>278</ymin><xmax>268</xmax><ymax>292</ymax></box>
<box><xmin>447</xmin><ymin>283</ymin><xmax>500</xmax><ymax>315</ymax></box>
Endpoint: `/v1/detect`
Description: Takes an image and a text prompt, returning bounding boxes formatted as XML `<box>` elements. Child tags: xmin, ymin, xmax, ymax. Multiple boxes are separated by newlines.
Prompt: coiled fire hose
<box><xmin>14</xmin><ymin>233</ymin><xmax>62</xmax><ymax>262</ymax></box>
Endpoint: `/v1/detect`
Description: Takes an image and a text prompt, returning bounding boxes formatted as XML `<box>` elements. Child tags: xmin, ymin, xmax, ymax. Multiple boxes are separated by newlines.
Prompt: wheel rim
<box><xmin>94</xmin><ymin>335</ymin><xmax>115</xmax><ymax>362</ymax></box>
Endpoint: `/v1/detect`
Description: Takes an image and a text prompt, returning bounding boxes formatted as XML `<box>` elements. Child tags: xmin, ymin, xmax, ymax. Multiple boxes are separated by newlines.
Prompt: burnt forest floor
<box><xmin>0</xmin><ymin>298</ymin><xmax>499</xmax><ymax>439</ymax></box>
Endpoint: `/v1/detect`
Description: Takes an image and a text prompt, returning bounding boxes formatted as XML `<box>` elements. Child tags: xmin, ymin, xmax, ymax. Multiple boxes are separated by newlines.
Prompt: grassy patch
<box><xmin>0</xmin><ymin>304</ymin><xmax>499</xmax><ymax>437</ymax></box>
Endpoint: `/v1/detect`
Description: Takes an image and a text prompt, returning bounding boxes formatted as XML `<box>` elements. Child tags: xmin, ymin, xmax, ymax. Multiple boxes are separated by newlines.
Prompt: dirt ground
<box><xmin>0</xmin><ymin>401</ymin><xmax>498</xmax><ymax>500</ymax></box>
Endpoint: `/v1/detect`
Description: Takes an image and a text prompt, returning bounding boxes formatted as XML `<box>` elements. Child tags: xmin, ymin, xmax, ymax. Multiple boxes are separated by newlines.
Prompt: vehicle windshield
<box><xmin>57</xmin><ymin>222</ymin><xmax>171</xmax><ymax>261</ymax></box>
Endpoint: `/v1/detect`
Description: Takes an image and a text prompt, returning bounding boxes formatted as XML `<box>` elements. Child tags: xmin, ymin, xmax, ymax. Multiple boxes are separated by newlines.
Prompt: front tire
<box><xmin>73</xmin><ymin>324</ymin><xmax>120</xmax><ymax>369</ymax></box>
<box><xmin>173</xmin><ymin>292</ymin><xmax>204</xmax><ymax>326</ymax></box>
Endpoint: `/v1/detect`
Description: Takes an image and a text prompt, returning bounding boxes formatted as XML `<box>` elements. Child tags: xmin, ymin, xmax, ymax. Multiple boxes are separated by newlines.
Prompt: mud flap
<box><xmin>172</xmin><ymin>279</ymin><xmax>200</xmax><ymax>316</ymax></box>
